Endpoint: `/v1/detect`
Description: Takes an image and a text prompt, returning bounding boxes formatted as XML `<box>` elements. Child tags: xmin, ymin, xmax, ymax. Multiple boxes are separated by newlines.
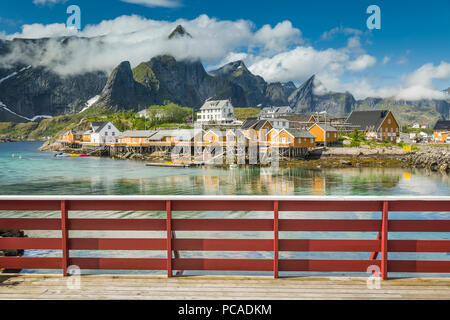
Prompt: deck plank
<box><xmin>0</xmin><ymin>274</ymin><xmax>449</xmax><ymax>300</ymax></box>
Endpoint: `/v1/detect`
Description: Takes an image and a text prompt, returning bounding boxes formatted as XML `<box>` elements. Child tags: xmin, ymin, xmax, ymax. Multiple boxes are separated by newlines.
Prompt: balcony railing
<box><xmin>0</xmin><ymin>196</ymin><xmax>448</xmax><ymax>279</ymax></box>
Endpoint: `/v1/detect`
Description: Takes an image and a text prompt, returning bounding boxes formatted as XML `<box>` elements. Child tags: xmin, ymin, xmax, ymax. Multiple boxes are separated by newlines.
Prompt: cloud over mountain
<box><xmin>1</xmin><ymin>14</ymin><xmax>449</xmax><ymax>101</ymax></box>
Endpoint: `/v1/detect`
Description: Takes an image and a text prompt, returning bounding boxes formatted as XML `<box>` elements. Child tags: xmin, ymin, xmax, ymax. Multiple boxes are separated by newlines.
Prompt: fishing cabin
<box><xmin>308</xmin><ymin>123</ymin><xmax>338</xmax><ymax>146</ymax></box>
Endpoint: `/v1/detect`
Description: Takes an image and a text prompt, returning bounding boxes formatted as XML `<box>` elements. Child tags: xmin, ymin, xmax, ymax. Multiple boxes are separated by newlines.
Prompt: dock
<box><xmin>0</xmin><ymin>274</ymin><xmax>449</xmax><ymax>300</ymax></box>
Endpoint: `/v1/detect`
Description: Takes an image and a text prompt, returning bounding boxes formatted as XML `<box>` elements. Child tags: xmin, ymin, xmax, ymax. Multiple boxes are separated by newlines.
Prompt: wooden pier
<box><xmin>0</xmin><ymin>274</ymin><xmax>449</xmax><ymax>300</ymax></box>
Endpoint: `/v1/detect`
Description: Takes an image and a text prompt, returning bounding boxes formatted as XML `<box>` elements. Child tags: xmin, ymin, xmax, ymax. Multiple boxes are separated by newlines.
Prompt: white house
<box><xmin>87</xmin><ymin>121</ymin><xmax>122</xmax><ymax>144</ymax></box>
<box><xmin>197</xmin><ymin>99</ymin><xmax>236</xmax><ymax>124</ymax></box>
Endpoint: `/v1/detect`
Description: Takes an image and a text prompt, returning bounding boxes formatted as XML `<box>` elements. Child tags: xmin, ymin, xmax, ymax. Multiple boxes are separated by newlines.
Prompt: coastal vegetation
<box><xmin>234</xmin><ymin>108</ymin><xmax>261</xmax><ymax>121</ymax></box>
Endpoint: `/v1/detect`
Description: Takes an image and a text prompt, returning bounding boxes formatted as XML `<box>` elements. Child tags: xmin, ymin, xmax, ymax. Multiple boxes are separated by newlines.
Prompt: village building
<box><xmin>433</xmin><ymin>120</ymin><xmax>450</xmax><ymax>143</ymax></box>
<box><xmin>118</xmin><ymin>130</ymin><xmax>157</xmax><ymax>146</ymax></box>
<box><xmin>59</xmin><ymin>130</ymin><xmax>84</xmax><ymax>145</ymax></box>
<box><xmin>412</xmin><ymin>122</ymin><xmax>428</xmax><ymax>129</ymax></box>
<box><xmin>265</xmin><ymin>118</ymin><xmax>290</xmax><ymax>130</ymax></box>
<box><xmin>197</xmin><ymin>99</ymin><xmax>236</xmax><ymax>124</ymax></box>
<box><xmin>346</xmin><ymin>110</ymin><xmax>400</xmax><ymax>142</ymax></box>
<box><xmin>84</xmin><ymin>121</ymin><xmax>122</xmax><ymax>145</ymax></box>
<box><xmin>241</xmin><ymin>118</ymin><xmax>273</xmax><ymax>143</ymax></box>
<box><xmin>308</xmin><ymin>123</ymin><xmax>338</xmax><ymax>145</ymax></box>
<box><xmin>258</xmin><ymin>106</ymin><xmax>294</xmax><ymax>119</ymax></box>
<box><xmin>267</xmin><ymin>128</ymin><xmax>316</xmax><ymax>157</ymax></box>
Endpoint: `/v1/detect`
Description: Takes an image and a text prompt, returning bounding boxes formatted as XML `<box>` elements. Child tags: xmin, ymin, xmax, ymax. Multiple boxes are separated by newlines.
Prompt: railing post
<box><xmin>381</xmin><ymin>201</ymin><xmax>389</xmax><ymax>280</ymax></box>
<box><xmin>166</xmin><ymin>200</ymin><xmax>173</xmax><ymax>278</ymax></box>
<box><xmin>274</xmin><ymin>200</ymin><xmax>279</xmax><ymax>279</ymax></box>
<box><xmin>61</xmin><ymin>200</ymin><xmax>69</xmax><ymax>277</ymax></box>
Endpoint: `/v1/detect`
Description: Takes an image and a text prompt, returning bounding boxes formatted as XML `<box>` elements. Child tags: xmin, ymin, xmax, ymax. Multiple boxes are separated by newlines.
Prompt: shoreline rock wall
<box><xmin>404</xmin><ymin>149</ymin><xmax>450</xmax><ymax>174</ymax></box>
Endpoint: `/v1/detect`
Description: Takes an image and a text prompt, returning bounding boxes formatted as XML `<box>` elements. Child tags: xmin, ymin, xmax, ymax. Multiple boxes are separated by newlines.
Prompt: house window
<box><xmin>386</xmin><ymin>128</ymin><xmax>388</xmax><ymax>133</ymax></box>
<box><xmin>112</xmin><ymin>132</ymin><xmax>115</xmax><ymax>136</ymax></box>
<box><xmin>105</xmin><ymin>132</ymin><xmax>108</xmax><ymax>136</ymax></box>
<box><xmin>388</xmin><ymin>119</ymin><xmax>391</xmax><ymax>125</ymax></box>
<box><xmin>310</xmin><ymin>139</ymin><xmax>314</xmax><ymax>143</ymax></box>
<box><xmin>108</xmin><ymin>125</ymin><xmax>111</xmax><ymax>130</ymax></box>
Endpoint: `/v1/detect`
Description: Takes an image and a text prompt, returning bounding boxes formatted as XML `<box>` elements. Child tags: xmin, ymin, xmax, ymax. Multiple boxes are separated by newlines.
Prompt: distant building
<box><xmin>269</xmin><ymin>118</ymin><xmax>290</xmax><ymax>130</ymax></box>
<box><xmin>433</xmin><ymin>120</ymin><xmax>450</xmax><ymax>143</ymax></box>
<box><xmin>85</xmin><ymin>121</ymin><xmax>122</xmax><ymax>145</ymax></box>
<box><xmin>412</xmin><ymin>122</ymin><xmax>428</xmax><ymax>129</ymax></box>
<box><xmin>258</xmin><ymin>106</ymin><xmax>294</xmax><ymax>119</ymax></box>
<box><xmin>197</xmin><ymin>99</ymin><xmax>236</xmax><ymax>124</ymax></box>
<box><xmin>346</xmin><ymin>110</ymin><xmax>400</xmax><ymax>142</ymax></box>
<box><xmin>137</xmin><ymin>110</ymin><xmax>150</xmax><ymax>119</ymax></box>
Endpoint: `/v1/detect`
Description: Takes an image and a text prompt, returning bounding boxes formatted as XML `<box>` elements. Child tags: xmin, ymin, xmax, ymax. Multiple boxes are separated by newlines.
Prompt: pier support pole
<box><xmin>381</xmin><ymin>201</ymin><xmax>389</xmax><ymax>280</ymax></box>
<box><xmin>274</xmin><ymin>201</ymin><xmax>279</xmax><ymax>279</ymax></box>
<box><xmin>166</xmin><ymin>200</ymin><xmax>173</xmax><ymax>278</ymax></box>
<box><xmin>61</xmin><ymin>200</ymin><xmax>69</xmax><ymax>276</ymax></box>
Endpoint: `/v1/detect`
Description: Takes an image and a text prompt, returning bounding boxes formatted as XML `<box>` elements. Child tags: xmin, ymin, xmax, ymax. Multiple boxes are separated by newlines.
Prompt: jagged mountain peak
<box><xmin>168</xmin><ymin>25</ymin><xmax>192</xmax><ymax>39</ymax></box>
<box><xmin>209</xmin><ymin>60</ymin><xmax>251</xmax><ymax>78</ymax></box>
<box><xmin>445</xmin><ymin>87</ymin><xmax>450</xmax><ymax>94</ymax></box>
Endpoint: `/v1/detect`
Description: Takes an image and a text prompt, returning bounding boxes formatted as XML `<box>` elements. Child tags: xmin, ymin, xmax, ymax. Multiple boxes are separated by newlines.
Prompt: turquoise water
<box><xmin>1</xmin><ymin>142</ymin><xmax>449</xmax><ymax>196</ymax></box>
<box><xmin>0</xmin><ymin>142</ymin><xmax>449</xmax><ymax>277</ymax></box>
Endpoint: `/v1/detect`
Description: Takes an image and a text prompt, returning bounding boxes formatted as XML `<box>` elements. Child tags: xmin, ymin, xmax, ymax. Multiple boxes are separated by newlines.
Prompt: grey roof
<box><xmin>434</xmin><ymin>120</ymin><xmax>450</xmax><ymax>131</ymax></box>
<box><xmin>200</xmin><ymin>99</ymin><xmax>233</xmax><ymax>111</ymax></box>
<box><xmin>206</xmin><ymin>129</ymin><xmax>226</xmax><ymax>137</ymax></box>
<box><xmin>259</xmin><ymin>106</ymin><xmax>293</xmax><ymax>115</ymax></box>
<box><xmin>121</xmin><ymin>130</ymin><xmax>156</xmax><ymax>138</ymax></box>
<box><xmin>241</xmin><ymin>118</ymin><xmax>271</xmax><ymax>130</ymax></box>
<box><xmin>148</xmin><ymin>129</ymin><xmax>196</xmax><ymax>141</ymax></box>
<box><xmin>346</xmin><ymin>110</ymin><xmax>391</xmax><ymax>131</ymax></box>
<box><xmin>254</xmin><ymin>120</ymin><xmax>271</xmax><ymax>130</ymax></box>
<box><xmin>91</xmin><ymin>121</ymin><xmax>110</xmax><ymax>133</ymax></box>
<box><xmin>312</xmin><ymin>123</ymin><xmax>338</xmax><ymax>132</ymax></box>
<box><xmin>285</xmin><ymin>129</ymin><xmax>316</xmax><ymax>139</ymax></box>
<box><xmin>241</xmin><ymin>118</ymin><xmax>260</xmax><ymax>130</ymax></box>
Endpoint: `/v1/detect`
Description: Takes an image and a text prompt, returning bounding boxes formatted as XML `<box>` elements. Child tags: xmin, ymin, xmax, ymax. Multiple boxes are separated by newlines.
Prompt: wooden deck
<box><xmin>0</xmin><ymin>274</ymin><xmax>449</xmax><ymax>300</ymax></box>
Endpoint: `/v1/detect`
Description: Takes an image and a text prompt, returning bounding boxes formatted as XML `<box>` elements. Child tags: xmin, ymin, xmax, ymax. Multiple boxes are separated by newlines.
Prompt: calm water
<box><xmin>0</xmin><ymin>142</ymin><xmax>449</xmax><ymax>277</ymax></box>
<box><xmin>1</xmin><ymin>142</ymin><xmax>449</xmax><ymax>196</ymax></box>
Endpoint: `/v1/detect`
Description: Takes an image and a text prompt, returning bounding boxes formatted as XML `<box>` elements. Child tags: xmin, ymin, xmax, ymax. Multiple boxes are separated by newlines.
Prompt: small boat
<box><xmin>79</xmin><ymin>154</ymin><xmax>90</xmax><ymax>157</ymax></box>
<box><xmin>55</xmin><ymin>153</ymin><xmax>69</xmax><ymax>158</ymax></box>
<box><xmin>69</xmin><ymin>154</ymin><xmax>81</xmax><ymax>157</ymax></box>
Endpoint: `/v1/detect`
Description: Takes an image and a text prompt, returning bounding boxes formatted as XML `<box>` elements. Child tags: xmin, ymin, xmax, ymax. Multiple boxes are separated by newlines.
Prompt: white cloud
<box><xmin>320</xmin><ymin>26</ymin><xmax>362</xmax><ymax>40</ymax></box>
<box><xmin>120</xmin><ymin>0</ymin><xmax>181</xmax><ymax>8</ymax></box>
<box><xmin>252</xmin><ymin>21</ymin><xmax>302</xmax><ymax>55</ymax></box>
<box><xmin>332</xmin><ymin>62</ymin><xmax>450</xmax><ymax>101</ymax></box>
<box><xmin>405</xmin><ymin>61</ymin><xmax>450</xmax><ymax>87</ymax></box>
<box><xmin>347</xmin><ymin>54</ymin><xmax>377</xmax><ymax>71</ymax></box>
<box><xmin>33</xmin><ymin>0</ymin><xmax>67</xmax><ymax>5</ymax></box>
<box><xmin>2</xmin><ymin>15</ymin><xmax>449</xmax><ymax>101</ymax></box>
<box><xmin>248</xmin><ymin>46</ymin><xmax>349</xmax><ymax>84</ymax></box>
<box><xmin>382</xmin><ymin>56</ymin><xmax>390</xmax><ymax>64</ymax></box>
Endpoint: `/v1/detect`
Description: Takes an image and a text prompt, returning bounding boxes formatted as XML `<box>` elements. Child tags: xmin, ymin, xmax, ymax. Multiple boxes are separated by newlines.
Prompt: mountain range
<box><xmin>0</xmin><ymin>25</ymin><xmax>449</xmax><ymax>125</ymax></box>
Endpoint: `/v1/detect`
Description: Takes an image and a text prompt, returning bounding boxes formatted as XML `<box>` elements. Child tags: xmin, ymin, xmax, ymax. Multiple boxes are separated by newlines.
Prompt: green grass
<box><xmin>234</xmin><ymin>108</ymin><xmax>261</xmax><ymax>121</ymax></box>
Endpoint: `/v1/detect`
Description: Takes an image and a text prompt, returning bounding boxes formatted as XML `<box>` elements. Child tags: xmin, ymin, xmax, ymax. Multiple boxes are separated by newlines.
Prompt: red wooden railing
<box><xmin>0</xmin><ymin>196</ymin><xmax>449</xmax><ymax>280</ymax></box>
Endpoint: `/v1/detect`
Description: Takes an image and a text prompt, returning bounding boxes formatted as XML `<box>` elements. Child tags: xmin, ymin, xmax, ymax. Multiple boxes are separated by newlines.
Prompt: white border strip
<box><xmin>0</xmin><ymin>196</ymin><xmax>449</xmax><ymax>201</ymax></box>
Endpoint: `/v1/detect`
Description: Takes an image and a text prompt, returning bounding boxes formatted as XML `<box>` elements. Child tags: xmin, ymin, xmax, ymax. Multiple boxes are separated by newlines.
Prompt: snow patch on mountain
<box><xmin>0</xmin><ymin>66</ymin><xmax>31</xmax><ymax>85</ymax></box>
<box><xmin>0</xmin><ymin>101</ymin><xmax>52</xmax><ymax>121</ymax></box>
<box><xmin>79</xmin><ymin>95</ymin><xmax>100</xmax><ymax>113</ymax></box>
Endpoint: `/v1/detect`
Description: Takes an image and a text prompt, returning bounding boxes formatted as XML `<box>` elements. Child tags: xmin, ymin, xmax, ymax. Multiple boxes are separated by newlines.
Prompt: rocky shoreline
<box><xmin>39</xmin><ymin>142</ymin><xmax>449</xmax><ymax>174</ymax></box>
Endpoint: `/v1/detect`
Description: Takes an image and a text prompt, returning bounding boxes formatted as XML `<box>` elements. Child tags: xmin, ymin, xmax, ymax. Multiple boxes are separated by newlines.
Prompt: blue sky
<box><xmin>0</xmin><ymin>0</ymin><xmax>449</xmax><ymax>99</ymax></box>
